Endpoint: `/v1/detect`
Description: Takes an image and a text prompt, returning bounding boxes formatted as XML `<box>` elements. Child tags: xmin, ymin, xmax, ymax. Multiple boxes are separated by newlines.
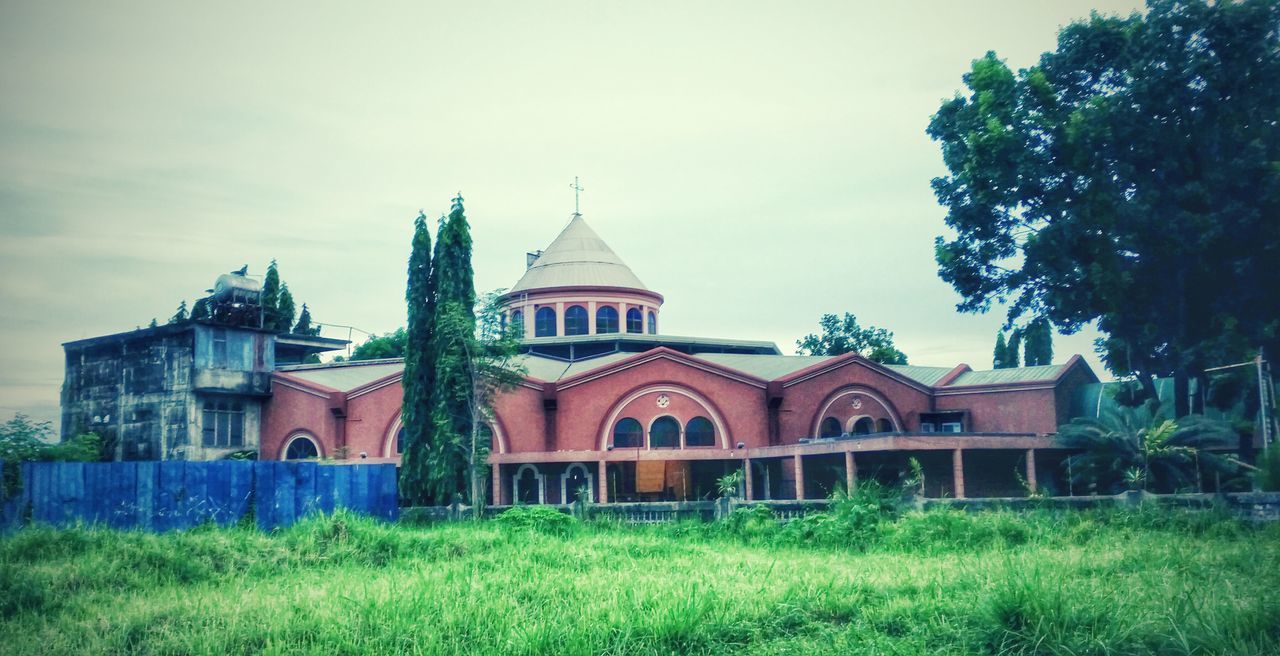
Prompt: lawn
<box><xmin>1</xmin><ymin>504</ymin><xmax>1277</xmax><ymax>655</ymax></box>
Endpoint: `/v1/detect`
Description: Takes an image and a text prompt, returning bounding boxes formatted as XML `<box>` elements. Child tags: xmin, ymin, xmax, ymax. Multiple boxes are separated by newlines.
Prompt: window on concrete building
<box><xmin>820</xmin><ymin>417</ymin><xmax>842</xmax><ymax>438</ymax></box>
<box><xmin>535</xmin><ymin>307</ymin><xmax>557</xmax><ymax>337</ymax></box>
<box><xmin>650</xmin><ymin>416</ymin><xmax>680</xmax><ymax>449</ymax></box>
<box><xmin>565</xmin><ymin>305</ymin><xmax>588</xmax><ymax>335</ymax></box>
<box><xmin>202</xmin><ymin>401</ymin><xmax>245</xmax><ymax>448</ymax></box>
<box><xmin>875</xmin><ymin>418</ymin><xmax>893</xmax><ymax>433</ymax></box>
<box><xmin>647</xmin><ymin>311</ymin><xmax>657</xmax><ymax>334</ymax></box>
<box><xmin>685</xmin><ymin>417</ymin><xmax>715</xmax><ymax>447</ymax></box>
<box><xmin>626</xmin><ymin>308</ymin><xmax>643</xmax><ymax>333</ymax></box>
<box><xmin>285</xmin><ymin>435</ymin><xmax>319</xmax><ymax>460</ymax></box>
<box><xmin>920</xmin><ymin>412</ymin><xmax>964</xmax><ymax>434</ymax></box>
<box><xmin>852</xmin><ymin>417</ymin><xmax>875</xmax><ymax>435</ymax></box>
<box><xmin>596</xmin><ymin>306</ymin><xmax>619</xmax><ymax>334</ymax></box>
<box><xmin>510</xmin><ymin>310</ymin><xmax>524</xmax><ymax>336</ymax></box>
<box><xmin>212</xmin><ymin>328</ymin><xmax>228</xmax><ymax>368</ymax></box>
<box><xmin>613</xmin><ymin>418</ymin><xmax>642</xmax><ymax>448</ymax></box>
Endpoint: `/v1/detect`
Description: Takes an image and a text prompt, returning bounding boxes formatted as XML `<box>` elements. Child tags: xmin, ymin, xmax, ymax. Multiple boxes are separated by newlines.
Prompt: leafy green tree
<box><xmin>1005</xmin><ymin>330</ymin><xmax>1022</xmax><ymax>368</ymax></box>
<box><xmin>993</xmin><ymin>332</ymin><xmax>1009</xmax><ymax>369</ymax></box>
<box><xmin>928</xmin><ymin>0</ymin><xmax>1280</xmax><ymax>415</ymax></box>
<box><xmin>275</xmin><ymin>283</ymin><xmax>296</xmax><ymax>333</ymax></box>
<box><xmin>1023</xmin><ymin>319</ymin><xmax>1054</xmax><ymax>366</ymax></box>
<box><xmin>1</xmin><ymin>414</ymin><xmax>103</xmax><ymax>497</ymax></box>
<box><xmin>169</xmin><ymin>301</ymin><xmax>188</xmax><ymax>324</ymax></box>
<box><xmin>148</xmin><ymin>318</ymin><xmax>158</xmax><ymax>329</ymax></box>
<box><xmin>435</xmin><ymin>290</ymin><xmax>526</xmax><ymax>517</ymax></box>
<box><xmin>427</xmin><ymin>196</ymin><xmax>478</xmax><ymax>504</ymax></box>
<box><xmin>1059</xmin><ymin>401</ymin><xmax>1236</xmax><ymax>493</ymax></box>
<box><xmin>795</xmin><ymin>313</ymin><xmax>908</xmax><ymax>364</ymax></box>
<box><xmin>351</xmin><ymin>328</ymin><xmax>408</xmax><ymax>361</ymax></box>
<box><xmin>400</xmin><ymin>211</ymin><xmax>436</xmax><ymax>506</ymax></box>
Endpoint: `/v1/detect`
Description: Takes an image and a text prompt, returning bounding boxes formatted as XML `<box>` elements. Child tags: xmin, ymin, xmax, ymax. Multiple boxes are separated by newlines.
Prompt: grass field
<box><xmin>2</xmin><ymin>503</ymin><xmax>1278</xmax><ymax>655</ymax></box>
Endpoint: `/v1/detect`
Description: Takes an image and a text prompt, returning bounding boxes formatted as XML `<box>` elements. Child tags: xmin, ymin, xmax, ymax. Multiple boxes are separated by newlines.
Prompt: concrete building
<box><xmin>61</xmin><ymin>272</ymin><xmax>346</xmax><ymax>461</ymax></box>
<box><xmin>259</xmin><ymin>214</ymin><xmax>1108</xmax><ymax>502</ymax></box>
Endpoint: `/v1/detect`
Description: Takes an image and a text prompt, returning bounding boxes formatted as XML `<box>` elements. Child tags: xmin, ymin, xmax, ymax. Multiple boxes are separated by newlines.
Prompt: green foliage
<box><xmin>993</xmin><ymin>331</ymin><xmax>1009</xmax><ymax>369</ymax></box>
<box><xmin>1256</xmin><ymin>447</ymin><xmax>1280</xmax><ymax>492</ymax></box>
<box><xmin>1022</xmin><ymin>318</ymin><xmax>1053</xmax><ymax>366</ymax></box>
<box><xmin>275</xmin><ymin>284</ymin><xmax>296</xmax><ymax>333</ymax></box>
<box><xmin>0</xmin><ymin>414</ymin><xmax>102</xmax><ymax>498</ymax></box>
<box><xmin>1059</xmin><ymin>400</ymin><xmax>1238</xmax><ymax>493</ymax></box>
<box><xmin>795</xmin><ymin>312</ymin><xmax>908</xmax><ymax>364</ymax></box>
<box><xmin>493</xmin><ymin>505</ymin><xmax>577</xmax><ymax>536</ymax></box>
<box><xmin>929</xmin><ymin>0</ymin><xmax>1280</xmax><ymax>412</ymax></box>
<box><xmin>292</xmin><ymin>303</ymin><xmax>319</xmax><ymax>336</ymax></box>
<box><xmin>1005</xmin><ymin>329</ymin><xmax>1021</xmax><ymax>368</ymax></box>
<box><xmin>400</xmin><ymin>211</ymin><xmax>436</xmax><ymax>506</ymax></box>
<box><xmin>189</xmin><ymin>297</ymin><xmax>210</xmax><ymax>321</ymax></box>
<box><xmin>261</xmin><ymin>259</ymin><xmax>281</xmax><ymax>329</ymax></box>
<box><xmin>351</xmin><ymin>328</ymin><xmax>407</xmax><ymax>361</ymax></box>
<box><xmin>168</xmin><ymin>301</ymin><xmax>187</xmax><ymax>324</ymax></box>
<box><xmin>715</xmin><ymin>469</ymin><xmax>744</xmax><ymax>499</ymax></box>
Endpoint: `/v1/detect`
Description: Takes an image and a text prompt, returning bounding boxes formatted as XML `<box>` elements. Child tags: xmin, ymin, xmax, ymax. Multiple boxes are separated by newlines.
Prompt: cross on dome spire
<box><xmin>570</xmin><ymin>176</ymin><xmax>583</xmax><ymax>216</ymax></box>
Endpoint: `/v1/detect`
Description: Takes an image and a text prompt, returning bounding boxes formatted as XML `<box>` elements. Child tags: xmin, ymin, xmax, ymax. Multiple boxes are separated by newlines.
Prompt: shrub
<box><xmin>493</xmin><ymin>505</ymin><xmax>577</xmax><ymax>536</ymax></box>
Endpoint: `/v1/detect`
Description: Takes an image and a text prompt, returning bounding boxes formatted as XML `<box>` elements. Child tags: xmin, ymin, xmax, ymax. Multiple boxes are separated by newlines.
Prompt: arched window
<box><xmin>284</xmin><ymin>435</ymin><xmax>319</xmax><ymax>460</ymax></box>
<box><xmin>510</xmin><ymin>310</ymin><xmax>524</xmax><ymax>336</ymax></box>
<box><xmin>626</xmin><ymin>308</ymin><xmax>643</xmax><ymax>333</ymax></box>
<box><xmin>535</xmin><ymin>307</ymin><xmax>556</xmax><ymax>337</ymax></box>
<box><xmin>647</xmin><ymin>311</ymin><xmax>657</xmax><ymax>334</ymax></box>
<box><xmin>613</xmin><ymin>418</ymin><xmax>643</xmax><ymax>448</ymax></box>
<box><xmin>561</xmin><ymin>463</ymin><xmax>593</xmax><ymax>504</ymax></box>
<box><xmin>685</xmin><ymin>417</ymin><xmax>715</xmax><ymax>447</ymax></box>
<box><xmin>650</xmin><ymin>416</ymin><xmax>680</xmax><ymax>449</ymax></box>
<box><xmin>875</xmin><ymin>418</ymin><xmax>893</xmax><ymax>433</ymax></box>
<box><xmin>565</xmin><ymin>305</ymin><xmax>588</xmax><ymax>335</ymax></box>
<box><xmin>820</xmin><ymin>417</ymin><xmax>842</xmax><ymax>438</ymax></box>
<box><xmin>596</xmin><ymin>306</ymin><xmax>619</xmax><ymax>334</ymax></box>
<box><xmin>396</xmin><ymin>427</ymin><xmax>404</xmax><ymax>454</ymax></box>
<box><xmin>852</xmin><ymin>417</ymin><xmax>875</xmax><ymax>435</ymax></box>
<box><xmin>514</xmin><ymin>464</ymin><xmax>543</xmax><ymax>504</ymax></box>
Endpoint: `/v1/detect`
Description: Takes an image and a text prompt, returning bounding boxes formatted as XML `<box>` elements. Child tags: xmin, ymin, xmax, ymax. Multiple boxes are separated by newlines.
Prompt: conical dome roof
<box><xmin>510</xmin><ymin>214</ymin><xmax>651</xmax><ymax>293</ymax></box>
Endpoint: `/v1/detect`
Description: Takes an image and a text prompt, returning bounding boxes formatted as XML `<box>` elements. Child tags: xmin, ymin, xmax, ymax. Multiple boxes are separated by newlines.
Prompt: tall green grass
<box><xmin>2</xmin><ymin>506</ymin><xmax>1277</xmax><ymax>655</ymax></box>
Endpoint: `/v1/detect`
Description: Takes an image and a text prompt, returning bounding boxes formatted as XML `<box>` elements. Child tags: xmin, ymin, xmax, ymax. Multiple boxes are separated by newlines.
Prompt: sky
<box><xmin>0</xmin><ymin>1</ymin><xmax>1147</xmax><ymax>428</ymax></box>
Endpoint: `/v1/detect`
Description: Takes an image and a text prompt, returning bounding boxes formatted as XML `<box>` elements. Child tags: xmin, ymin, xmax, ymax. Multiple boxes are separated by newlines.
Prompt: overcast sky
<box><xmin>1</xmin><ymin>1</ymin><xmax>1145</xmax><ymax>427</ymax></box>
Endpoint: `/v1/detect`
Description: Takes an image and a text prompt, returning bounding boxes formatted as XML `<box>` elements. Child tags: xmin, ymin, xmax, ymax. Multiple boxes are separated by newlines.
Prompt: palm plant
<box><xmin>1059</xmin><ymin>400</ymin><xmax>1237</xmax><ymax>494</ymax></box>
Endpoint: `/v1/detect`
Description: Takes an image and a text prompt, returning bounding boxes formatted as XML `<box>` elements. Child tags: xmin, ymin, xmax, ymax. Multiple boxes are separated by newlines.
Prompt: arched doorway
<box><xmin>513</xmin><ymin>464</ymin><xmax>545</xmax><ymax>504</ymax></box>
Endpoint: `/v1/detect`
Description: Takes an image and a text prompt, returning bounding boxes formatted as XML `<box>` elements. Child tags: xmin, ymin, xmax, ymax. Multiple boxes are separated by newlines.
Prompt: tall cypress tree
<box><xmin>1023</xmin><ymin>319</ymin><xmax>1054</xmax><ymax>366</ymax></box>
<box><xmin>993</xmin><ymin>332</ymin><xmax>1008</xmax><ymax>369</ymax></box>
<box><xmin>400</xmin><ymin>211</ymin><xmax>435</xmax><ymax>505</ymax></box>
<box><xmin>276</xmin><ymin>284</ymin><xmax>296</xmax><ymax>333</ymax></box>
<box><xmin>294</xmin><ymin>304</ymin><xmax>316</xmax><ymax>335</ymax></box>
<box><xmin>261</xmin><ymin>259</ymin><xmax>281</xmax><ymax>330</ymax></box>
<box><xmin>169</xmin><ymin>301</ymin><xmax>188</xmax><ymax>324</ymax></box>
<box><xmin>428</xmin><ymin>194</ymin><xmax>477</xmax><ymax>504</ymax></box>
<box><xmin>1006</xmin><ymin>329</ymin><xmax>1022</xmax><ymax>368</ymax></box>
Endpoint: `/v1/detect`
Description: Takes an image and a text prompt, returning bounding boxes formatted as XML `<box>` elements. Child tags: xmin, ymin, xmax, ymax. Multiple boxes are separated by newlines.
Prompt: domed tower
<box><xmin>500</xmin><ymin>214</ymin><xmax>663</xmax><ymax>339</ymax></box>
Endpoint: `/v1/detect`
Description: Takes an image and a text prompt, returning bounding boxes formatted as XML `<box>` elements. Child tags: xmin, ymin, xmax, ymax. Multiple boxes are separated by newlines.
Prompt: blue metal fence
<box><xmin>0</xmin><ymin>460</ymin><xmax>397</xmax><ymax>532</ymax></box>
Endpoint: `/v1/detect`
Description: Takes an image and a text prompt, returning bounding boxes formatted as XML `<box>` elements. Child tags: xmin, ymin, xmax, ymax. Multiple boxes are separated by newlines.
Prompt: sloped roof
<box><xmin>946</xmin><ymin>364</ymin><xmax>1068</xmax><ymax>387</ymax></box>
<box><xmin>882</xmin><ymin>364</ymin><xmax>956</xmax><ymax>386</ymax></box>
<box><xmin>277</xmin><ymin>360</ymin><xmax>403</xmax><ymax>392</ymax></box>
<box><xmin>510</xmin><ymin>214</ymin><xmax>650</xmax><ymax>293</ymax></box>
<box><xmin>696</xmin><ymin>353</ymin><xmax>836</xmax><ymax>379</ymax></box>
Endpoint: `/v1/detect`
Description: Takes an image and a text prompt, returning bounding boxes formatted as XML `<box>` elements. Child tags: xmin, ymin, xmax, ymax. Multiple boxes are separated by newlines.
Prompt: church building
<box><xmin>259</xmin><ymin>213</ymin><xmax>1101</xmax><ymax>503</ymax></box>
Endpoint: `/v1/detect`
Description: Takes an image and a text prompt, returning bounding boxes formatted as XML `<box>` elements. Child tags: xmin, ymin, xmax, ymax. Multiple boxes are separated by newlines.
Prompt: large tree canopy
<box><xmin>796</xmin><ymin>313</ymin><xmax>908</xmax><ymax>365</ymax></box>
<box><xmin>928</xmin><ymin>0</ymin><xmax>1280</xmax><ymax>414</ymax></box>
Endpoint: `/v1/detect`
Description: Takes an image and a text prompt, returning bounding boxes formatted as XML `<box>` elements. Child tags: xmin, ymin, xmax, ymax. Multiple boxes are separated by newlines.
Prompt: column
<box><xmin>743</xmin><ymin>459</ymin><xmax>754</xmax><ymax>501</ymax></box>
<box><xmin>794</xmin><ymin>455</ymin><xmax>806</xmax><ymax>500</ymax></box>
<box><xmin>492</xmin><ymin>464</ymin><xmax>502</xmax><ymax>506</ymax></box>
<box><xmin>763</xmin><ymin>464</ymin><xmax>772</xmax><ymax>500</ymax></box>
<box><xmin>845</xmin><ymin>451</ymin><xmax>857</xmax><ymax>494</ymax></box>
<box><xmin>1025</xmin><ymin>449</ymin><xmax>1037</xmax><ymax>495</ymax></box>
<box><xmin>587</xmin><ymin>301</ymin><xmax>597</xmax><ymax>335</ymax></box>
<box><xmin>555</xmin><ymin>302</ymin><xmax>565</xmax><ymax>336</ymax></box>
<box><xmin>524</xmin><ymin>302</ymin><xmax>534</xmax><ymax>339</ymax></box>
<box><xmin>597</xmin><ymin>460</ymin><xmax>608</xmax><ymax>504</ymax></box>
<box><xmin>952</xmin><ymin>449</ymin><xmax>966</xmax><ymax>499</ymax></box>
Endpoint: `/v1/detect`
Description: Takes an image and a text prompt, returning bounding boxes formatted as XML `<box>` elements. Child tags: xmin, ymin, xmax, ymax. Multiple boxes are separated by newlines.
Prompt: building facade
<box><xmin>259</xmin><ymin>214</ymin><xmax>1106</xmax><ymax>502</ymax></box>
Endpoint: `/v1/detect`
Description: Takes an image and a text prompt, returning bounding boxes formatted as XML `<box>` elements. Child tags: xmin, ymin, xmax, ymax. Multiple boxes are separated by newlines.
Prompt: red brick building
<box><xmin>262</xmin><ymin>214</ymin><xmax>1100</xmax><ymax>503</ymax></box>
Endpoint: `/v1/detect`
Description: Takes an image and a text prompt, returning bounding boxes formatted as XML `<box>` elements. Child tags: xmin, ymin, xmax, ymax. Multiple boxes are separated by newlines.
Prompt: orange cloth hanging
<box><xmin>635</xmin><ymin>460</ymin><xmax>666</xmax><ymax>493</ymax></box>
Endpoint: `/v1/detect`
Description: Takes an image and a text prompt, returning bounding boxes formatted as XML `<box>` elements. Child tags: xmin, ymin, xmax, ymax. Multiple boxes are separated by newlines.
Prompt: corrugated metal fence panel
<box><xmin>4</xmin><ymin>461</ymin><xmax>397</xmax><ymax>532</ymax></box>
